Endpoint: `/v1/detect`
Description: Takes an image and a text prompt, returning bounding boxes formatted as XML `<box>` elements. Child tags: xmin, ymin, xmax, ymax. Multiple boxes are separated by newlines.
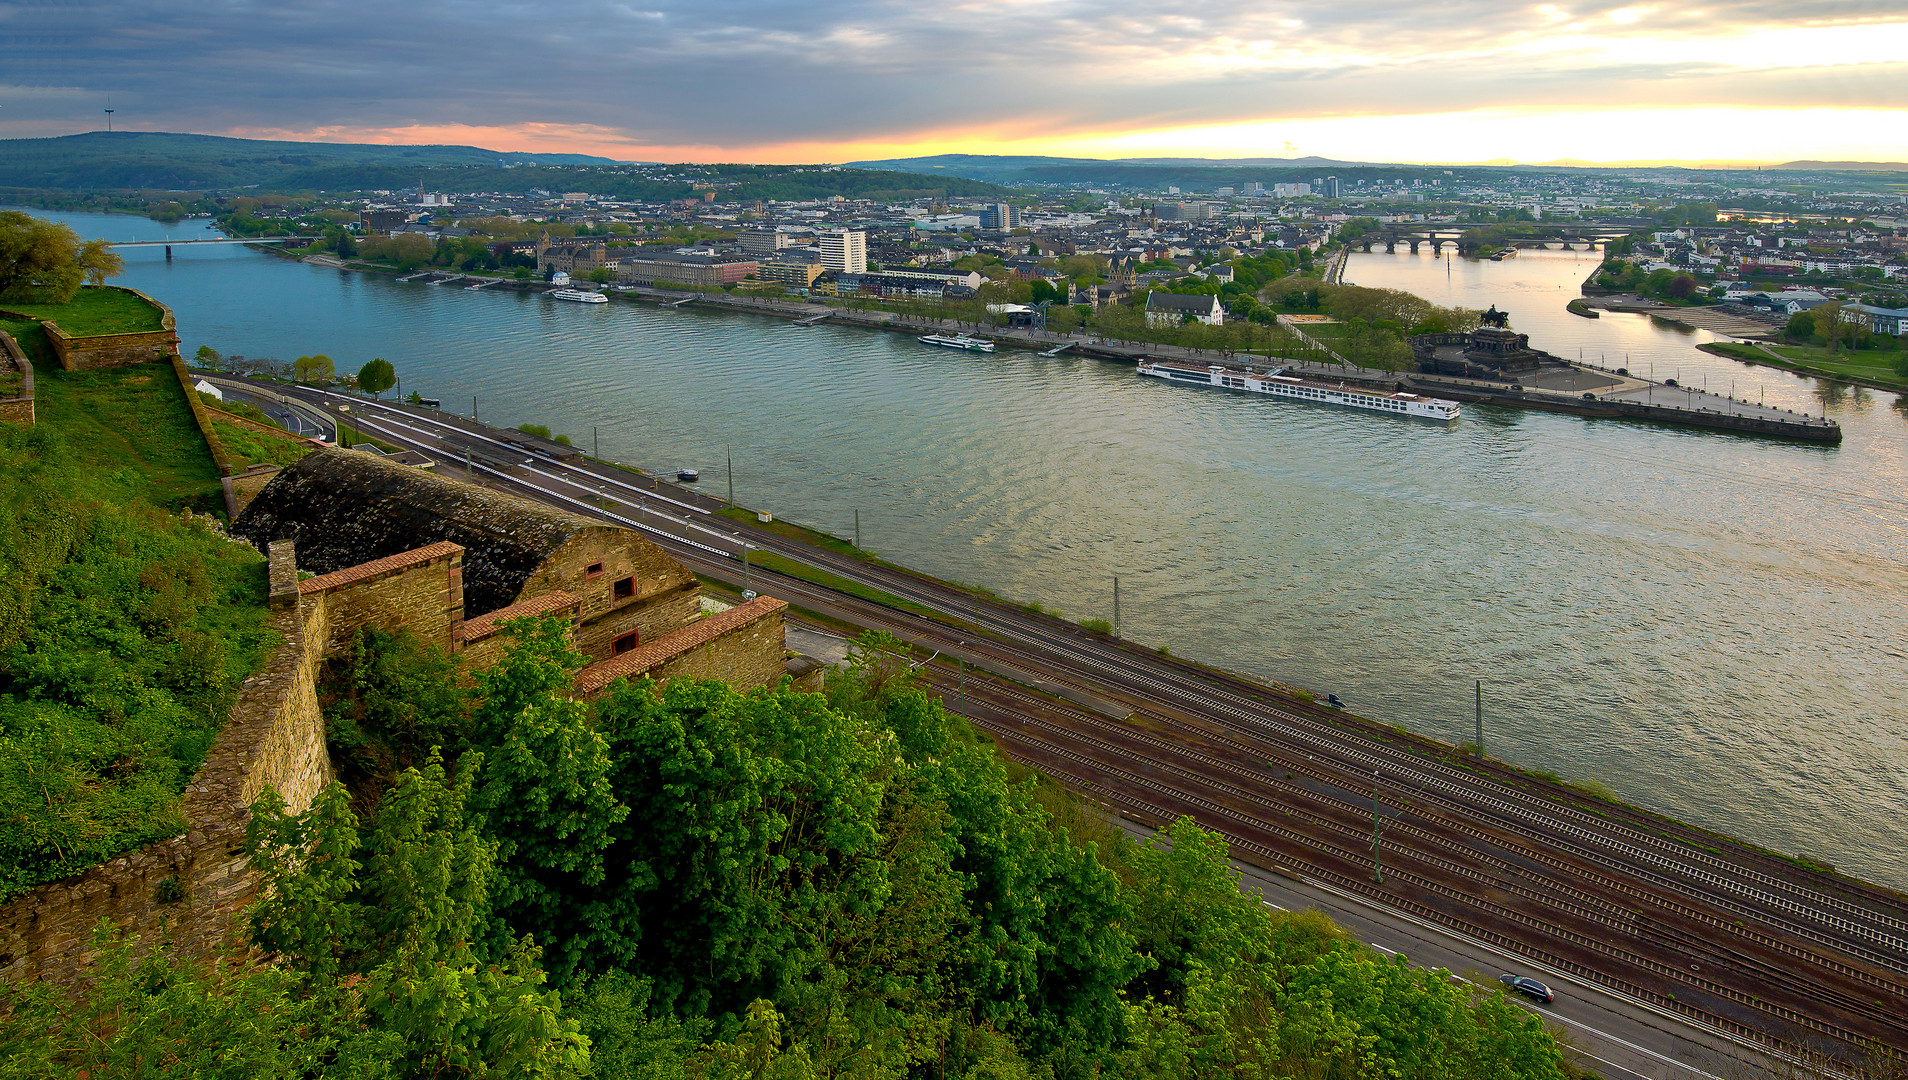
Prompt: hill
<box><xmin>0</xmin><ymin>131</ymin><xmax>618</xmax><ymax>192</ymax></box>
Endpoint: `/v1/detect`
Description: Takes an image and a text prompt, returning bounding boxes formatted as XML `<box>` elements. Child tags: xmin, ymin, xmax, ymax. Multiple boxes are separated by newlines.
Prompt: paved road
<box><xmin>221</xmin><ymin>378</ymin><xmax>1837</xmax><ymax>1079</ymax></box>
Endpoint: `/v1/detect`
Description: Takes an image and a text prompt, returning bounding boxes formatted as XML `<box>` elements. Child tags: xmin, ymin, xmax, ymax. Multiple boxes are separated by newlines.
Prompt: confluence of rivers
<box><xmin>36</xmin><ymin>211</ymin><xmax>1908</xmax><ymax>889</ymax></box>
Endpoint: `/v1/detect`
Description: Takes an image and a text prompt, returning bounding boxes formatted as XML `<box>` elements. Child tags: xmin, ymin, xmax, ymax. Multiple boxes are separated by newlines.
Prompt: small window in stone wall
<box><xmin>587</xmin><ymin>562</ymin><xmax>605</xmax><ymax>577</ymax></box>
<box><xmin>614</xmin><ymin>631</ymin><xmax>638</xmax><ymax>654</ymax></box>
<box><xmin>614</xmin><ymin>576</ymin><xmax>634</xmax><ymax>599</ymax></box>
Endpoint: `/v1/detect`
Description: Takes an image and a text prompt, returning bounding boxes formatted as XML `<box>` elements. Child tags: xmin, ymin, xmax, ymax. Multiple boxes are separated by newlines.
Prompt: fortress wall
<box><xmin>0</xmin><ymin>541</ymin><xmax>331</xmax><ymax>985</ymax></box>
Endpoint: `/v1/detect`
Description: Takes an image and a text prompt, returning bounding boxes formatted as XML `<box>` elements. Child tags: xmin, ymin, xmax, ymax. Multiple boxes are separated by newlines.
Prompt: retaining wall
<box><xmin>0</xmin><ymin>541</ymin><xmax>330</xmax><ymax>984</ymax></box>
<box><xmin>0</xmin><ymin>330</ymin><xmax>32</xmax><ymax>426</ymax></box>
<box><xmin>298</xmin><ymin>541</ymin><xmax>466</xmax><ymax>653</ymax></box>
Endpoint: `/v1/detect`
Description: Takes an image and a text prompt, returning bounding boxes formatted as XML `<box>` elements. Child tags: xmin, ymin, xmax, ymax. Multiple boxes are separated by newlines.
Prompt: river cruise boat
<box><xmin>1137</xmin><ymin>361</ymin><xmax>1460</xmax><ymax>421</ymax></box>
<box><xmin>549</xmin><ymin>288</ymin><xmax>608</xmax><ymax>304</ymax></box>
<box><xmin>919</xmin><ymin>333</ymin><xmax>995</xmax><ymax>353</ymax></box>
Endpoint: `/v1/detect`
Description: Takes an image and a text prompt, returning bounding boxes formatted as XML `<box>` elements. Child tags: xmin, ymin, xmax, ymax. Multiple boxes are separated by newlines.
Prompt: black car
<box><xmin>1499</xmin><ymin>973</ymin><xmax>1555</xmax><ymax>1003</ymax></box>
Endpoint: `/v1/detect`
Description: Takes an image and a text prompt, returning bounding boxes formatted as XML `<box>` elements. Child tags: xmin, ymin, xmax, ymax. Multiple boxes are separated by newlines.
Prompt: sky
<box><xmin>3</xmin><ymin>0</ymin><xmax>1906</xmax><ymax>165</ymax></box>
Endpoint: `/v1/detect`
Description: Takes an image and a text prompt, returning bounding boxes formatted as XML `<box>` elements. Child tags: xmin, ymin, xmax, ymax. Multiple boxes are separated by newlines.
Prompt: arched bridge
<box><xmin>1352</xmin><ymin>224</ymin><xmax>1632</xmax><ymax>256</ymax></box>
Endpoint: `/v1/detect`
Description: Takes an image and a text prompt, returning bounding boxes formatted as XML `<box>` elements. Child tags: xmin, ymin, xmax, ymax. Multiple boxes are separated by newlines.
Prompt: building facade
<box><xmin>615</xmin><ymin>251</ymin><xmax>759</xmax><ymax>288</ymax></box>
<box><xmin>1145</xmin><ymin>291</ymin><xmax>1224</xmax><ymax>327</ymax></box>
<box><xmin>820</xmin><ymin>230</ymin><xmax>868</xmax><ymax>274</ymax></box>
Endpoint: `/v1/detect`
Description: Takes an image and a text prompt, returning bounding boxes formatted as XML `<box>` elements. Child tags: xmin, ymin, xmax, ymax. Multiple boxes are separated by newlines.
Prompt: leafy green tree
<box><xmin>293</xmin><ymin>353</ymin><xmax>335</xmax><ymax>384</ymax></box>
<box><xmin>587</xmin><ymin>267</ymin><xmax>613</xmax><ymax>284</ymax></box>
<box><xmin>193</xmin><ymin>343</ymin><xmax>221</xmax><ymax>368</ymax></box>
<box><xmin>0</xmin><ymin>211</ymin><xmax>122</xmax><ymax>302</ymax></box>
<box><xmin>246</xmin><ymin>760</ymin><xmax>591</xmax><ymax>1077</ymax></box>
<box><xmin>357</xmin><ymin>357</ymin><xmax>396</xmax><ymax>398</ymax></box>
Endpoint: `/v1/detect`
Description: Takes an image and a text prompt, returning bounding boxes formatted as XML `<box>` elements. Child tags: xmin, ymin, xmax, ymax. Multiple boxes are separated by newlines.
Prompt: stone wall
<box><xmin>452</xmin><ymin>590</ymin><xmax>582</xmax><ymax>671</ymax></box>
<box><xmin>575</xmin><ymin>596</ymin><xmax>789</xmax><ymax>697</ymax></box>
<box><xmin>222</xmin><ymin>463</ymin><xmax>282</xmax><ymax>519</ymax></box>
<box><xmin>298</xmin><ymin>541</ymin><xmax>465</xmax><ymax>653</ymax></box>
<box><xmin>0</xmin><ymin>329</ymin><xmax>31</xmax><ymax>426</ymax></box>
<box><xmin>524</xmin><ymin>529</ymin><xmax>702</xmax><ymax>659</ymax></box>
<box><xmin>0</xmin><ymin>541</ymin><xmax>330</xmax><ymax>985</ymax></box>
<box><xmin>31</xmin><ymin>289</ymin><xmax>180</xmax><ymax>372</ymax></box>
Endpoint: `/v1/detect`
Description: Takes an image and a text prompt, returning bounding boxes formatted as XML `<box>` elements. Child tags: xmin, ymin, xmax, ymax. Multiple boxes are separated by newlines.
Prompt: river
<box><xmin>27</xmin><ymin>211</ymin><xmax>1908</xmax><ymax>889</ymax></box>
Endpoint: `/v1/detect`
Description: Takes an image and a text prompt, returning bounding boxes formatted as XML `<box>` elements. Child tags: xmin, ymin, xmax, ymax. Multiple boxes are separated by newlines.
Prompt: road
<box><xmin>218</xmin><ymin>376</ymin><xmax>1902</xmax><ymax>1076</ymax></box>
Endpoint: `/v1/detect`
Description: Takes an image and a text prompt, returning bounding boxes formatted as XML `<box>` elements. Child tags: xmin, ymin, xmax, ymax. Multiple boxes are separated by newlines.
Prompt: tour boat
<box><xmin>1137</xmin><ymin>361</ymin><xmax>1460</xmax><ymax>421</ymax></box>
<box><xmin>919</xmin><ymin>333</ymin><xmax>996</xmax><ymax>353</ymax></box>
<box><xmin>550</xmin><ymin>288</ymin><xmax>609</xmax><ymax>304</ymax></box>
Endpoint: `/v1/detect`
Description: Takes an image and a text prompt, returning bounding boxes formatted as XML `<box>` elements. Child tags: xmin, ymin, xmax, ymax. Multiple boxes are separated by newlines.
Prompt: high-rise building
<box><xmin>739</xmin><ymin>229</ymin><xmax>788</xmax><ymax>256</ymax></box>
<box><xmin>820</xmin><ymin>229</ymin><xmax>867</xmax><ymax>273</ymax></box>
<box><xmin>979</xmin><ymin>203</ymin><xmax>1018</xmax><ymax>230</ymax></box>
<box><xmin>1325</xmin><ymin>176</ymin><xmax>1340</xmax><ymax>199</ymax></box>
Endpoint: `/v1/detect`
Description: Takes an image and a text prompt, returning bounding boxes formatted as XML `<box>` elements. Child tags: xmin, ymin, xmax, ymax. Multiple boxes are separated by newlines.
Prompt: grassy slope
<box><xmin>0</xmin><ymin>286</ymin><xmax>166</xmax><ymax>337</ymax></box>
<box><xmin>29</xmin><ymin>357</ymin><xmax>223</xmax><ymax>509</ymax></box>
<box><xmin>1699</xmin><ymin>340</ymin><xmax>1906</xmax><ymax>391</ymax></box>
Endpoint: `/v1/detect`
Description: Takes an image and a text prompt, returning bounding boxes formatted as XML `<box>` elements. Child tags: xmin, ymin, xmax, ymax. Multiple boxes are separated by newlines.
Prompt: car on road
<box><xmin>1498</xmin><ymin>973</ymin><xmax>1555</xmax><ymax>1003</ymax></box>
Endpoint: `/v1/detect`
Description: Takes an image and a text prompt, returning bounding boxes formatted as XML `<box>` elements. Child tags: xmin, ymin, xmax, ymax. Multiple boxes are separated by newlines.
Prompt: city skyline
<box><xmin>3</xmin><ymin>0</ymin><xmax>1905</xmax><ymax>165</ymax></box>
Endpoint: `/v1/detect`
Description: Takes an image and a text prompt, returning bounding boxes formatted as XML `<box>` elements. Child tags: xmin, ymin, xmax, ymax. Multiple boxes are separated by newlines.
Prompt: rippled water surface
<box><xmin>38</xmin><ymin>212</ymin><xmax>1908</xmax><ymax>887</ymax></box>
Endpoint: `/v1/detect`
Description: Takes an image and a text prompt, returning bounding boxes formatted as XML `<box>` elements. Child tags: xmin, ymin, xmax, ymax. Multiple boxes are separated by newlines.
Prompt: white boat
<box><xmin>1138</xmin><ymin>361</ymin><xmax>1460</xmax><ymax>421</ymax></box>
<box><xmin>550</xmin><ymin>288</ymin><xmax>608</xmax><ymax>304</ymax></box>
<box><xmin>919</xmin><ymin>333</ymin><xmax>995</xmax><ymax>353</ymax></box>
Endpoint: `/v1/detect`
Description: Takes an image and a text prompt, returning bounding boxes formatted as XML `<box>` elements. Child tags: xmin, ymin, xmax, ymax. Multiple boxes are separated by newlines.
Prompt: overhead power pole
<box><xmin>1113</xmin><ymin>575</ymin><xmax>1121</xmax><ymax>638</ymax></box>
<box><xmin>1475</xmin><ymin>679</ymin><xmax>1484</xmax><ymax>759</ymax></box>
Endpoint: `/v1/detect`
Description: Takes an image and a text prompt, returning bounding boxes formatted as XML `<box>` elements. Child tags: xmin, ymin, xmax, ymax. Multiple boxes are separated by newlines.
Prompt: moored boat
<box><xmin>1138</xmin><ymin>361</ymin><xmax>1460</xmax><ymax>421</ymax></box>
<box><xmin>550</xmin><ymin>288</ymin><xmax>609</xmax><ymax>303</ymax></box>
<box><xmin>919</xmin><ymin>333</ymin><xmax>995</xmax><ymax>353</ymax></box>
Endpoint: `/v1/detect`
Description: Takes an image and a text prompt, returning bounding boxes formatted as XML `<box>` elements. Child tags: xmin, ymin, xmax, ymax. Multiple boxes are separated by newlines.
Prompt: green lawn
<box><xmin>30</xmin><ymin>358</ymin><xmax>223</xmax><ymax>509</ymax></box>
<box><xmin>207</xmin><ymin>413</ymin><xmax>315</xmax><ymax>470</ymax></box>
<box><xmin>717</xmin><ymin>505</ymin><xmax>861</xmax><ymax>558</ymax></box>
<box><xmin>0</xmin><ymin>285</ymin><xmax>167</xmax><ymax>337</ymax></box>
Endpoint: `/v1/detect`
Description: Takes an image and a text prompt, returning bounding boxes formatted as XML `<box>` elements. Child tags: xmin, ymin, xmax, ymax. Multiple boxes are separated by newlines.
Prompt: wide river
<box><xmin>33</xmin><ymin>211</ymin><xmax>1908</xmax><ymax>888</ymax></box>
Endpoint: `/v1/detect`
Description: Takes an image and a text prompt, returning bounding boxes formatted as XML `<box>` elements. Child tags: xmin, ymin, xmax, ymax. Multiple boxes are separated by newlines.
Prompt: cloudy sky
<box><xmin>4</xmin><ymin>0</ymin><xmax>1905</xmax><ymax>163</ymax></box>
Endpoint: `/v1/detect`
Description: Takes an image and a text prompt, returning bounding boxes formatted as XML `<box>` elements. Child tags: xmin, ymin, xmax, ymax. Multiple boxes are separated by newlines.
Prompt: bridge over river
<box><xmin>1355</xmin><ymin>222</ymin><xmax>1638</xmax><ymax>256</ymax></box>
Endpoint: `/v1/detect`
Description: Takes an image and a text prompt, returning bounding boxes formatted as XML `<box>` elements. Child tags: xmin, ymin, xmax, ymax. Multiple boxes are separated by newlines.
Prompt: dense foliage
<box><xmin>3</xmin><ymin>618</ymin><xmax>1577</xmax><ymax>1078</ymax></box>
<box><xmin>0</xmin><ymin>424</ymin><xmax>274</xmax><ymax>900</ymax></box>
<box><xmin>0</xmin><ymin>211</ymin><xmax>123</xmax><ymax>304</ymax></box>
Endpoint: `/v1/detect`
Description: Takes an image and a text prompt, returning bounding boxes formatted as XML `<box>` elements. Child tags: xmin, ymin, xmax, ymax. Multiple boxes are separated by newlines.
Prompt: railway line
<box><xmin>259</xmin><ymin>382</ymin><xmax>1908</xmax><ymax>1066</ymax></box>
<box><xmin>919</xmin><ymin>668</ymin><xmax>1908</xmax><ymax>1053</ymax></box>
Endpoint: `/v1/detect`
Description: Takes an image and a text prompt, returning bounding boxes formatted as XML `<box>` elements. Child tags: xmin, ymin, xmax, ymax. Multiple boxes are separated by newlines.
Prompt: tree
<box><xmin>587</xmin><ymin>267</ymin><xmax>613</xmax><ymax>284</ymax></box>
<box><xmin>1812</xmin><ymin>303</ymin><xmax>1868</xmax><ymax>354</ymax></box>
<box><xmin>193</xmin><ymin>344</ymin><xmax>221</xmax><ymax>369</ymax></box>
<box><xmin>1665</xmin><ymin>274</ymin><xmax>1699</xmax><ymax>300</ymax></box>
<box><xmin>358</xmin><ymin>357</ymin><xmax>396</xmax><ymax>398</ymax></box>
<box><xmin>0</xmin><ymin>210</ymin><xmax>121</xmax><ymax>302</ymax></box>
<box><xmin>293</xmin><ymin>353</ymin><xmax>335</xmax><ymax>384</ymax></box>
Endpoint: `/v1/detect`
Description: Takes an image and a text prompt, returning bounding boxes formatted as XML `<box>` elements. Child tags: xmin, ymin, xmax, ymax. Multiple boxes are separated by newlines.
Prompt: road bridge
<box><xmin>107</xmin><ymin>236</ymin><xmax>299</xmax><ymax>261</ymax></box>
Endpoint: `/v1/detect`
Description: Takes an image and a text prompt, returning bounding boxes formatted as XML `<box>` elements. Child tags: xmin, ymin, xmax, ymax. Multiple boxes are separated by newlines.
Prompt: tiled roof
<box><xmin>575</xmin><ymin>595</ymin><xmax>787</xmax><ymax>694</ymax></box>
<box><xmin>453</xmin><ymin>590</ymin><xmax>579</xmax><ymax>642</ymax></box>
<box><xmin>298</xmin><ymin>541</ymin><xmax>462</xmax><ymax>594</ymax></box>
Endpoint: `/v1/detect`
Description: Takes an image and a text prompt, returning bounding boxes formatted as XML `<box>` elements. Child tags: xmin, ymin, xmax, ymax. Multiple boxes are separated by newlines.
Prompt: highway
<box><xmin>220</xmin><ymin>376</ymin><xmax>1907</xmax><ymax>1077</ymax></box>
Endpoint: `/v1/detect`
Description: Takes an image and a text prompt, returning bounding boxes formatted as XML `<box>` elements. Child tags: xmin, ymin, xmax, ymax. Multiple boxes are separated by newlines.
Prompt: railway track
<box><xmin>280</xmin><ymin>385</ymin><xmax>1908</xmax><ymax>1061</ymax></box>
<box><xmin>923</xmin><ymin>669</ymin><xmax>1908</xmax><ymax>1050</ymax></box>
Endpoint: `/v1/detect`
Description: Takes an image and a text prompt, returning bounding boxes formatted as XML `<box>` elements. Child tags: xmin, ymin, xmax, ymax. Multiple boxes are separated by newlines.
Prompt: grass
<box><xmin>206</xmin><ymin>413</ymin><xmax>315</xmax><ymax>470</ymax></box>
<box><xmin>749</xmin><ymin>550</ymin><xmax>937</xmax><ymax>618</ymax></box>
<box><xmin>0</xmin><ymin>285</ymin><xmax>166</xmax><ymax>337</ymax></box>
<box><xmin>1700</xmin><ymin>339</ymin><xmax>1907</xmax><ymax>390</ymax></box>
<box><xmin>28</xmin><ymin>356</ymin><xmax>222</xmax><ymax>510</ymax></box>
<box><xmin>717</xmin><ymin>506</ymin><xmax>861</xmax><ymax>558</ymax></box>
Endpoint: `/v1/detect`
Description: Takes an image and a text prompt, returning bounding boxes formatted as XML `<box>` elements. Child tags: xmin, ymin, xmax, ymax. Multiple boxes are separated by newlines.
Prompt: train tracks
<box><xmin>276</xmin><ymin>384</ymin><xmax>1908</xmax><ymax>1063</ymax></box>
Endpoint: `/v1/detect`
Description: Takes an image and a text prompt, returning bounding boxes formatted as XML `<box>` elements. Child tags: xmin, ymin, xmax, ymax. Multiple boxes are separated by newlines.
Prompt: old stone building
<box><xmin>232</xmin><ymin>448</ymin><xmax>704</xmax><ymax>663</ymax></box>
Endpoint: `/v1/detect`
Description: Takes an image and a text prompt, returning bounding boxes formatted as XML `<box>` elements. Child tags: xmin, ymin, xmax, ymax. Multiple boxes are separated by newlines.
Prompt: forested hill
<box><xmin>0</xmin><ymin>131</ymin><xmax>617</xmax><ymax>191</ymax></box>
<box><xmin>0</xmin><ymin>132</ymin><xmax>1016</xmax><ymax>201</ymax></box>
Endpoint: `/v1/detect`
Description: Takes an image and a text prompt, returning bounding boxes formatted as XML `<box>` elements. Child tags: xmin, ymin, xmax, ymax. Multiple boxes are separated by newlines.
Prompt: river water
<box><xmin>32</xmin><ymin>212</ymin><xmax>1908</xmax><ymax>888</ymax></box>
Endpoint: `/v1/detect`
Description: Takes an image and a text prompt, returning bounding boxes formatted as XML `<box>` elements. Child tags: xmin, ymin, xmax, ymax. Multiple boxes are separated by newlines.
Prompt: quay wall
<box><xmin>1404</xmin><ymin>375</ymin><xmax>1842</xmax><ymax>443</ymax></box>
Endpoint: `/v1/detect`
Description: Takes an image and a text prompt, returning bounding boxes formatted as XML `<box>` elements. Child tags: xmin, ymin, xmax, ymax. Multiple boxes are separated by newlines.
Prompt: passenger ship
<box><xmin>1137</xmin><ymin>361</ymin><xmax>1460</xmax><ymax>421</ymax></box>
<box><xmin>549</xmin><ymin>288</ymin><xmax>609</xmax><ymax>304</ymax></box>
<box><xmin>919</xmin><ymin>333</ymin><xmax>996</xmax><ymax>353</ymax></box>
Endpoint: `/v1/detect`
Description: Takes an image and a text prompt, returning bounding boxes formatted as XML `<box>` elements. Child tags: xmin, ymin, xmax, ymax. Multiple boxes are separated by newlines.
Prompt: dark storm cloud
<box><xmin>2</xmin><ymin>0</ymin><xmax>1903</xmax><ymax>151</ymax></box>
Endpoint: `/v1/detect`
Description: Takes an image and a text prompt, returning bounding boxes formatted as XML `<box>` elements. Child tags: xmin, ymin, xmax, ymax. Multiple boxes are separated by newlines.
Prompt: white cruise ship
<box><xmin>1138</xmin><ymin>361</ymin><xmax>1460</xmax><ymax>421</ymax></box>
<box><xmin>549</xmin><ymin>288</ymin><xmax>609</xmax><ymax>304</ymax></box>
<box><xmin>919</xmin><ymin>333</ymin><xmax>995</xmax><ymax>352</ymax></box>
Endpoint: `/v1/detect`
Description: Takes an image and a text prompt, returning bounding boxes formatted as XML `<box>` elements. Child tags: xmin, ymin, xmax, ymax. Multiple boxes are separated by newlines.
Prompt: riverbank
<box><xmin>1576</xmin><ymin>295</ymin><xmax>1779</xmax><ymax>339</ymax></box>
<box><xmin>1697</xmin><ymin>340</ymin><xmax>1908</xmax><ymax>394</ymax></box>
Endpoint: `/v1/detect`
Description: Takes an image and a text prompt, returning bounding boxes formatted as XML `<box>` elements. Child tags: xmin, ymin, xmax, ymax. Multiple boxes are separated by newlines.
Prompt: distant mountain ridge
<box><xmin>0</xmin><ymin>131</ymin><xmax>617</xmax><ymax>191</ymax></box>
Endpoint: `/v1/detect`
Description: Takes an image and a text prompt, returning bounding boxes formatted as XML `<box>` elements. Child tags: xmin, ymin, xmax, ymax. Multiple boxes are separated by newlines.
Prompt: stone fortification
<box><xmin>297</xmin><ymin>540</ymin><xmax>465</xmax><ymax>652</ymax></box>
<box><xmin>9</xmin><ymin>288</ymin><xmax>181</xmax><ymax>372</ymax></box>
<box><xmin>0</xmin><ymin>541</ymin><xmax>330</xmax><ymax>985</ymax></box>
<box><xmin>0</xmin><ymin>330</ymin><xmax>32</xmax><ymax>426</ymax></box>
<box><xmin>233</xmin><ymin>449</ymin><xmax>701</xmax><ymax>659</ymax></box>
<box><xmin>575</xmin><ymin>596</ymin><xmax>789</xmax><ymax>697</ymax></box>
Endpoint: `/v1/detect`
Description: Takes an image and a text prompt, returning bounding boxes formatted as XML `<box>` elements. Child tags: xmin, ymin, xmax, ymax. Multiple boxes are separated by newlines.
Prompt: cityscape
<box><xmin>1</xmin><ymin>4</ymin><xmax>1906</xmax><ymax>1079</ymax></box>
